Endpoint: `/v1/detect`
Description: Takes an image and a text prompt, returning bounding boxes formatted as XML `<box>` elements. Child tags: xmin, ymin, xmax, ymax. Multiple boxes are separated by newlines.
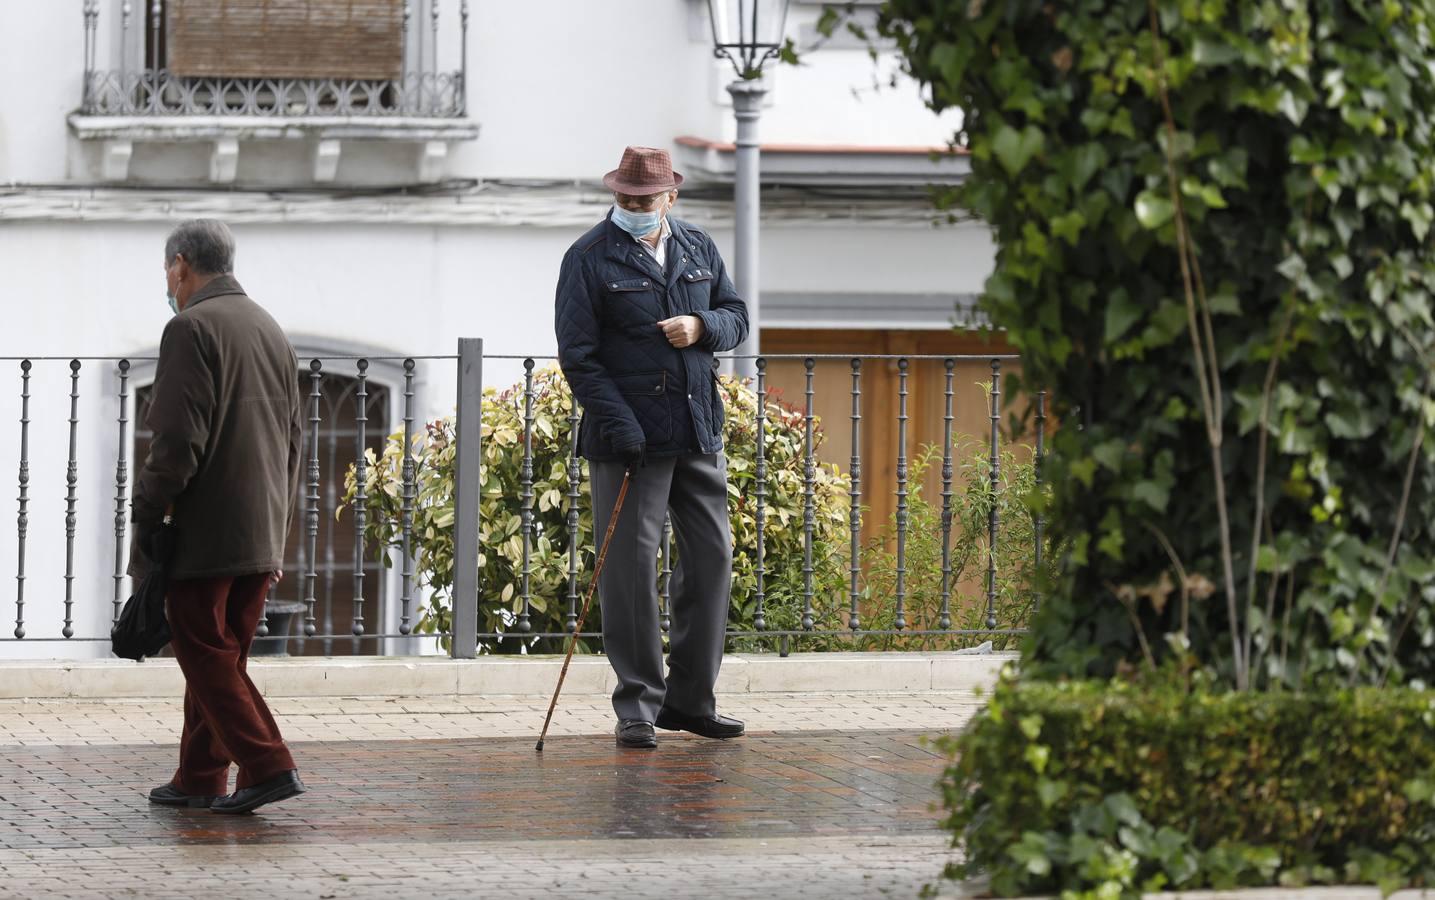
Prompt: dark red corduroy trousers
<box><xmin>166</xmin><ymin>572</ymin><xmax>296</xmax><ymax>796</ymax></box>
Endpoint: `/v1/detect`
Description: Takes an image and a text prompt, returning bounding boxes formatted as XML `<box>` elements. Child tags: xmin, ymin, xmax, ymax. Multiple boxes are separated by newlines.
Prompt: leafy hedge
<box><xmin>809</xmin><ymin>1</ymin><xmax>1435</xmax><ymax>894</ymax></box>
<box><xmin>938</xmin><ymin>678</ymin><xmax>1435</xmax><ymax>897</ymax></box>
<box><xmin>864</xmin><ymin>0</ymin><xmax>1435</xmax><ymax>689</ymax></box>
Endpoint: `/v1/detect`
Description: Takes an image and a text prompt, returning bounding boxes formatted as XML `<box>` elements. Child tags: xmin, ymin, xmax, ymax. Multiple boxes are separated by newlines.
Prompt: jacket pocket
<box><xmin>613</xmin><ymin>371</ymin><xmax>666</xmax><ymax>396</ymax></box>
<box><xmin>679</xmin><ymin>267</ymin><xmax>714</xmax><ymax>313</ymax></box>
<box><xmin>612</xmin><ymin>370</ymin><xmax>673</xmax><ymax>445</ymax></box>
<box><xmin>605</xmin><ymin>277</ymin><xmax>664</xmax><ymax>325</ymax></box>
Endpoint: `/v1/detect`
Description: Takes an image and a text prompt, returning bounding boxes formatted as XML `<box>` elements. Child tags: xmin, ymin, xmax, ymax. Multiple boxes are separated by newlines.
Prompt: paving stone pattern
<box><xmin>0</xmin><ymin>693</ymin><xmax>976</xmax><ymax>899</ymax></box>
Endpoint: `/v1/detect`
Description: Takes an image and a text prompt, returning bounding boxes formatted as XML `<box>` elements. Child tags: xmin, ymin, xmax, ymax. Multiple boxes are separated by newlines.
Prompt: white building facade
<box><xmin>0</xmin><ymin>0</ymin><xmax>995</xmax><ymax>658</ymax></box>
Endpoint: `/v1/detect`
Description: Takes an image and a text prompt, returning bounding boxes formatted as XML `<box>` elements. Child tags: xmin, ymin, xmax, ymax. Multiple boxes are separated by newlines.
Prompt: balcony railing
<box><xmin>79</xmin><ymin>1</ymin><xmax>469</xmax><ymax>119</ymax></box>
<box><xmin>0</xmin><ymin>342</ymin><xmax>1050</xmax><ymax>659</ymax></box>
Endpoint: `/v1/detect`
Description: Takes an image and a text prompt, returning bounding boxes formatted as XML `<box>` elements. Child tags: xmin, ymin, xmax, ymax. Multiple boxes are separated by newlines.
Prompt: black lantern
<box><xmin>706</xmin><ymin>0</ymin><xmax>793</xmax><ymax>80</ymax></box>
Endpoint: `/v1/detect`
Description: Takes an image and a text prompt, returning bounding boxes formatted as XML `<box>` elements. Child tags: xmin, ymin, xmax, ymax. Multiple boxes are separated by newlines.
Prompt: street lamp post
<box><xmin>706</xmin><ymin>0</ymin><xmax>792</xmax><ymax>378</ymax></box>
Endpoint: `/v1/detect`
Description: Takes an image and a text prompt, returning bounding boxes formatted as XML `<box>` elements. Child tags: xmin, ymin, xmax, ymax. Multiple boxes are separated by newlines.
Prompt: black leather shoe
<box><xmin>210</xmin><ymin>770</ymin><xmax>306</xmax><ymax>815</ymax></box>
<box><xmin>148</xmin><ymin>783</ymin><xmax>218</xmax><ymax>808</ymax></box>
<box><xmin>655</xmin><ymin>708</ymin><xmax>745</xmax><ymax>740</ymax></box>
<box><xmin>615</xmin><ymin>719</ymin><xmax>657</xmax><ymax>748</ymax></box>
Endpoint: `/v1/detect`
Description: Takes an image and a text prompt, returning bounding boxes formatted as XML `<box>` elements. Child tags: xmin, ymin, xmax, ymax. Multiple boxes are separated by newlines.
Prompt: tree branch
<box><xmin>1147</xmin><ymin>0</ymin><xmax>1245</xmax><ymax>689</ymax></box>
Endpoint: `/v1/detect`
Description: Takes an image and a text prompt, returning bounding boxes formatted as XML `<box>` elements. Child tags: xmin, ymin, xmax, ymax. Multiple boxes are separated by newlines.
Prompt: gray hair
<box><xmin>164</xmin><ymin>219</ymin><xmax>236</xmax><ymax>275</ymax></box>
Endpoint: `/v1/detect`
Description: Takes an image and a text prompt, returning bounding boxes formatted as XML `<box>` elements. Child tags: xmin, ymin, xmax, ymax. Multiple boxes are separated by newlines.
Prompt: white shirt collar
<box><xmin>635</xmin><ymin>216</ymin><xmax>672</xmax><ymax>269</ymax></box>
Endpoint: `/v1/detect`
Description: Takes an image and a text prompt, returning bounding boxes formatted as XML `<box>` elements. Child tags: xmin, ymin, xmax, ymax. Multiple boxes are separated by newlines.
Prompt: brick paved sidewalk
<box><xmin>0</xmin><ymin>693</ymin><xmax>979</xmax><ymax>899</ymax></box>
<box><xmin>0</xmin><ymin>691</ymin><xmax>985</xmax><ymax>745</ymax></box>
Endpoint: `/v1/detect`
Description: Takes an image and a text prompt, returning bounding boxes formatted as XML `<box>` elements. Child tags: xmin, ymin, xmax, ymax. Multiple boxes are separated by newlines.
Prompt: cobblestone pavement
<box><xmin>0</xmin><ymin>693</ymin><xmax>979</xmax><ymax>899</ymax></box>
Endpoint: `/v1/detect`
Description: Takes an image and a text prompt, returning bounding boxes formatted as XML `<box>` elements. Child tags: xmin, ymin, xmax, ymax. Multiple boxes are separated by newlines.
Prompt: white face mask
<box><xmin>611</xmin><ymin>195</ymin><xmax>669</xmax><ymax>238</ymax></box>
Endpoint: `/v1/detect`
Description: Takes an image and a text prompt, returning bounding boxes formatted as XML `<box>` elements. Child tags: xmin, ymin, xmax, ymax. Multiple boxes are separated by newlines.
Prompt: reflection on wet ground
<box><xmin>1</xmin><ymin>730</ymin><xmax>946</xmax><ymax>850</ymax></box>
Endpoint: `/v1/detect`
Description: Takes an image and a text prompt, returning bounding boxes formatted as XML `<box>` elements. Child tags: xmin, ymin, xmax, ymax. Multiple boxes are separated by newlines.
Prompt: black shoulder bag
<box><xmin>111</xmin><ymin>515</ymin><xmax>175</xmax><ymax>661</ymax></box>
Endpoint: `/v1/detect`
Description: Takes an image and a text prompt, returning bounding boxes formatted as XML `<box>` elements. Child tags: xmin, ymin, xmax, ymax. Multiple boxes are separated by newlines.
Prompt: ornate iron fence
<box><xmin>0</xmin><ymin>341</ymin><xmax>1049</xmax><ymax>658</ymax></box>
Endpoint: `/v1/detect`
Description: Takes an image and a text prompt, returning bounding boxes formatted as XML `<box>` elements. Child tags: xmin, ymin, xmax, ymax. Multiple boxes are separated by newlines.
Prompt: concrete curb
<box><xmin>945</xmin><ymin>890</ymin><xmax>1433</xmax><ymax>900</ymax></box>
<box><xmin>0</xmin><ymin>651</ymin><xmax>1017</xmax><ymax>699</ymax></box>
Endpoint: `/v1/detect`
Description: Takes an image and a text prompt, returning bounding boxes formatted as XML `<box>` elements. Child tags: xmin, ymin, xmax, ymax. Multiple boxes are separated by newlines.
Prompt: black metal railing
<box><xmin>79</xmin><ymin>0</ymin><xmax>469</xmax><ymax>118</ymax></box>
<box><xmin>0</xmin><ymin>342</ymin><xmax>1049</xmax><ymax>658</ymax></box>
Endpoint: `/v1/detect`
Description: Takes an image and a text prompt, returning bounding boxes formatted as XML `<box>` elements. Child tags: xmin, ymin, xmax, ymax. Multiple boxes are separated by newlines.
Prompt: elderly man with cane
<box><xmin>132</xmin><ymin>219</ymin><xmax>306</xmax><ymax>812</ymax></box>
<box><xmin>553</xmin><ymin>146</ymin><xmax>750</xmax><ymax>749</ymax></box>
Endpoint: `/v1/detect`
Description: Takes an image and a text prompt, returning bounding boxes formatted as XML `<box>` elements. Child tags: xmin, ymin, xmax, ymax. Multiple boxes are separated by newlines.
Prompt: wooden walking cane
<box><xmin>535</xmin><ymin>469</ymin><xmax>633</xmax><ymax>752</ymax></box>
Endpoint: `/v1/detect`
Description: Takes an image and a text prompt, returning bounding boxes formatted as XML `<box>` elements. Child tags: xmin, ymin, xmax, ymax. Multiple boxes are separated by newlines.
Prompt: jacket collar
<box><xmin>184</xmin><ymin>274</ymin><xmax>246</xmax><ymax>310</ymax></box>
<box><xmin>602</xmin><ymin>212</ymin><xmax>701</xmax><ymax>278</ymax></box>
<box><xmin>666</xmin><ymin>217</ymin><xmax>700</xmax><ymax>259</ymax></box>
<box><xmin>603</xmin><ymin>211</ymin><xmax>662</xmax><ymax>280</ymax></box>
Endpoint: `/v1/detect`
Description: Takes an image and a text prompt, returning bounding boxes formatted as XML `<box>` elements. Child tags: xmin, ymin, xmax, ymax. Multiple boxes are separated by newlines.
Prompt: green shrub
<box><xmin>342</xmin><ymin>366</ymin><xmax>851</xmax><ymax>652</ymax></box>
<box><xmin>937</xmin><ymin>678</ymin><xmax>1435</xmax><ymax>898</ymax></box>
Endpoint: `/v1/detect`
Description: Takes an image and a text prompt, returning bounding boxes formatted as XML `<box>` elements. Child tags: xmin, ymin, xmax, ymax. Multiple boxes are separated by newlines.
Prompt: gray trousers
<box><xmin>589</xmin><ymin>452</ymin><xmax>732</xmax><ymax>724</ymax></box>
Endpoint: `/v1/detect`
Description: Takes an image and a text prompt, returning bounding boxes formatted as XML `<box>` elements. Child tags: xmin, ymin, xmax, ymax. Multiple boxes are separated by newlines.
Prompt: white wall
<box><xmin>0</xmin><ymin>1</ymin><xmax>989</xmax><ymax>659</ymax></box>
<box><xmin>0</xmin><ymin>0</ymin><xmax>83</xmax><ymax>184</ymax></box>
<box><xmin>0</xmin><ymin>213</ymin><xmax>989</xmax><ymax>366</ymax></box>
<box><xmin>0</xmin><ymin>0</ymin><xmax>960</xmax><ymax>186</ymax></box>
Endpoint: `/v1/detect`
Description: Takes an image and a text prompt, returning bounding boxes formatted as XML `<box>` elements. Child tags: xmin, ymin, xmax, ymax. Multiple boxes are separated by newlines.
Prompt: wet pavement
<box><xmin>0</xmin><ymin>694</ymin><xmax>973</xmax><ymax>898</ymax></box>
<box><xmin>2</xmin><ymin>731</ymin><xmax>945</xmax><ymax>850</ymax></box>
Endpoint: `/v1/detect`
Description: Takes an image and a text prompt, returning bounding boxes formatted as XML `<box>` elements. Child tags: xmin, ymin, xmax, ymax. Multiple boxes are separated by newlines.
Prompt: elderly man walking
<box><xmin>556</xmin><ymin>146</ymin><xmax>750</xmax><ymax>748</ymax></box>
<box><xmin>133</xmin><ymin>220</ymin><xmax>306</xmax><ymax>813</ymax></box>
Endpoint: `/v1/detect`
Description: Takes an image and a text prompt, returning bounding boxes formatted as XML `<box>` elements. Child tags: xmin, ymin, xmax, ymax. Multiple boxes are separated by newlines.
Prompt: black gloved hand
<box><xmin>616</xmin><ymin>441</ymin><xmax>646</xmax><ymax>474</ymax></box>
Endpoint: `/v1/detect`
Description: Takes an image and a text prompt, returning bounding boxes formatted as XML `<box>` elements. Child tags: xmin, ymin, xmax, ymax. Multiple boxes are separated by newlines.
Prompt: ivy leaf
<box><xmin>1105</xmin><ymin>793</ymin><xmax>1144</xmax><ymax>828</ymax></box>
<box><xmin>1024</xmin><ymin>743</ymin><xmax>1050</xmax><ymax>774</ymax></box>
<box><xmin>1132</xmin><ymin>479</ymin><xmax>1170</xmax><ymax>513</ymax></box>
<box><xmin>1036</xmin><ymin>777</ymin><xmax>1068</xmax><ymax>809</ymax></box>
<box><xmin>1135</xmin><ymin>190</ymin><xmax>1175</xmax><ymax>230</ymax></box>
<box><xmin>1051</xmin><ymin>210</ymin><xmax>1087</xmax><ymax>245</ymax></box>
<box><xmin>1104</xmin><ymin>288</ymin><xmax>1143</xmax><ymax>342</ymax></box>
<box><xmin>1068</xmin><ymin>143</ymin><xmax>1109</xmax><ymax>190</ymax></box>
<box><xmin>992</xmin><ymin>123</ymin><xmax>1045</xmax><ymax>177</ymax></box>
<box><xmin>1092</xmin><ymin>439</ymin><xmax>1127</xmax><ymax>472</ymax></box>
<box><xmin>1009</xmin><ymin>832</ymin><xmax>1053</xmax><ymax>876</ymax></box>
<box><xmin>1192</xmin><ymin>37</ymin><xmax>1241</xmax><ymax>67</ymax></box>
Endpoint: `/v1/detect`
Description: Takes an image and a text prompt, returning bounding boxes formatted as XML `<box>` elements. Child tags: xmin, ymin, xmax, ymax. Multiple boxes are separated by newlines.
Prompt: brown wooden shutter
<box><xmin>166</xmin><ymin>0</ymin><xmax>404</xmax><ymax>81</ymax></box>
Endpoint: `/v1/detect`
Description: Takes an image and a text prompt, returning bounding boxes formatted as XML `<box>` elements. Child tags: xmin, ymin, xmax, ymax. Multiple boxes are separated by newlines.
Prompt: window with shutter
<box><xmin>165</xmin><ymin>0</ymin><xmax>404</xmax><ymax>81</ymax></box>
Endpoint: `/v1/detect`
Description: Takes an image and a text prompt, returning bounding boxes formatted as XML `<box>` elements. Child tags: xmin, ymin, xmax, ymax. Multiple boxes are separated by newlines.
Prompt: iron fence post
<box><xmin>451</xmin><ymin>337</ymin><xmax>483</xmax><ymax>659</ymax></box>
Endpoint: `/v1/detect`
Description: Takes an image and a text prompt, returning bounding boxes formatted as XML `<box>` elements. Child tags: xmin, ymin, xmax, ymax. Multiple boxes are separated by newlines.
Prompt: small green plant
<box><xmin>857</xmin><ymin>438</ymin><xmax>1056</xmax><ymax>651</ymax></box>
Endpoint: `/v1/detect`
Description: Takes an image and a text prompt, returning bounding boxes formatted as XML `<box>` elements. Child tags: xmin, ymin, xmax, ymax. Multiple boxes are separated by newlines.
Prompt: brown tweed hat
<box><xmin>603</xmin><ymin>146</ymin><xmax>685</xmax><ymax>195</ymax></box>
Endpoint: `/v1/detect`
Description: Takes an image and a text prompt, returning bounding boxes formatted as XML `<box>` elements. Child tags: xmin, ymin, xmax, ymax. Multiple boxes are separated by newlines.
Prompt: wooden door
<box><xmin>761</xmin><ymin>328</ymin><xmax>1029</xmax><ymax>551</ymax></box>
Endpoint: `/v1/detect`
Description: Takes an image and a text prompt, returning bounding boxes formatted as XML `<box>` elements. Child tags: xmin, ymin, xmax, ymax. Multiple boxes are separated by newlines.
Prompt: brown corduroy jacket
<box><xmin>129</xmin><ymin>275</ymin><xmax>302</xmax><ymax>581</ymax></box>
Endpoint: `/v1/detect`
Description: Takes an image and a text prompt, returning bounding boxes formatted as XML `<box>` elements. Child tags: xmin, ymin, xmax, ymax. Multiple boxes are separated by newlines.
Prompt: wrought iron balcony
<box><xmin>79</xmin><ymin>1</ymin><xmax>470</xmax><ymax>119</ymax></box>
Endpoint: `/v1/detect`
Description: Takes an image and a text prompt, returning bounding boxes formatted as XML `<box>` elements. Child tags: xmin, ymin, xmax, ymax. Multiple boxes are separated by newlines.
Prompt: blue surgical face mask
<box><xmin>167</xmin><ymin>291</ymin><xmax>179</xmax><ymax>315</ymax></box>
<box><xmin>611</xmin><ymin>199</ymin><xmax>666</xmax><ymax>238</ymax></box>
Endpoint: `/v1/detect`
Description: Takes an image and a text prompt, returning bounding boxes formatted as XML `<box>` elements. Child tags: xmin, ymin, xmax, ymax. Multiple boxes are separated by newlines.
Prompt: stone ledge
<box><xmin>67</xmin><ymin>114</ymin><xmax>480</xmax><ymax>184</ymax></box>
<box><xmin>983</xmin><ymin>891</ymin><xmax>1434</xmax><ymax>900</ymax></box>
<box><xmin>68</xmin><ymin>114</ymin><xmax>481</xmax><ymax>143</ymax></box>
<box><xmin>0</xmin><ymin>651</ymin><xmax>1016</xmax><ymax>700</ymax></box>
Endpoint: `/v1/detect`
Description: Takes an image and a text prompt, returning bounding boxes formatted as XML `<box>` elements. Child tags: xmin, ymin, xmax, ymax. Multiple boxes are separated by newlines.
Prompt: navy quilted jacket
<box><xmin>555</xmin><ymin>213</ymin><xmax>749</xmax><ymax>461</ymax></box>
